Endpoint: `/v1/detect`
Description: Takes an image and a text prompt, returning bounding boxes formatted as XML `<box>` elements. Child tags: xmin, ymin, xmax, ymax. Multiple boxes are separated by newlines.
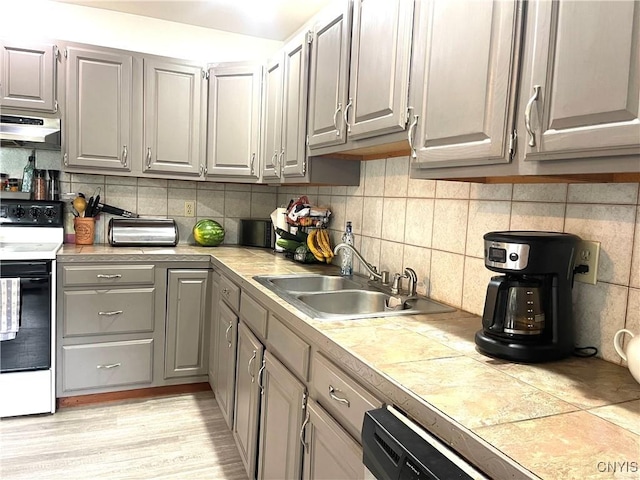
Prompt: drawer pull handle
<box><xmin>96</xmin><ymin>274</ymin><xmax>122</xmax><ymax>279</ymax></box>
<box><xmin>225</xmin><ymin>322</ymin><xmax>233</xmax><ymax>347</ymax></box>
<box><xmin>96</xmin><ymin>363</ymin><xmax>121</xmax><ymax>369</ymax></box>
<box><xmin>299</xmin><ymin>408</ymin><xmax>310</xmax><ymax>453</ymax></box>
<box><xmin>328</xmin><ymin>385</ymin><xmax>350</xmax><ymax>407</ymax></box>
<box><xmin>248</xmin><ymin>350</ymin><xmax>257</xmax><ymax>383</ymax></box>
<box><xmin>524</xmin><ymin>85</ymin><xmax>541</xmax><ymax>147</ymax></box>
<box><xmin>98</xmin><ymin>310</ymin><xmax>123</xmax><ymax>316</ymax></box>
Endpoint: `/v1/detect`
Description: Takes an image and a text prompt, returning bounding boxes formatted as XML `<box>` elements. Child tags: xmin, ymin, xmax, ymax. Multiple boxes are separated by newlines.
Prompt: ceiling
<box><xmin>54</xmin><ymin>0</ymin><xmax>332</xmax><ymax>41</ymax></box>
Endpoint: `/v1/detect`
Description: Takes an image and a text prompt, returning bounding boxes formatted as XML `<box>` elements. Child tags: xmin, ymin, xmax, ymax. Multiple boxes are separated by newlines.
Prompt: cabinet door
<box><xmin>0</xmin><ymin>41</ymin><xmax>56</xmax><ymax>112</ymax></box>
<box><xmin>346</xmin><ymin>0</ymin><xmax>414</xmax><ymax>140</ymax></box>
<box><xmin>281</xmin><ymin>31</ymin><xmax>311</xmax><ymax>179</ymax></box>
<box><xmin>213</xmin><ymin>300</ymin><xmax>238</xmax><ymax>430</ymax></box>
<box><xmin>261</xmin><ymin>55</ymin><xmax>284</xmax><ymax>181</ymax></box>
<box><xmin>307</xmin><ymin>0</ymin><xmax>352</xmax><ymax>149</ymax></box>
<box><xmin>233</xmin><ymin>321</ymin><xmax>264</xmax><ymax>479</ymax></box>
<box><xmin>301</xmin><ymin>398</ymin><xmax>363</xmax><ymax>480</ymax></box>
<box><xmin>66</xmin><ymin>47</ymin><xmax>133</xmax><ymax>171</ymax></box>
<box><xmin>165</xmin><ymin>269</ymin><xmax>209</xmax><ymax>379</ymax></box>
<box><xmin>207</xmin><ymin>64</ymin><xmax>262</xmax><ymax>180</ymax></box>
<box><xmin>257</xmin><ymin>351</ymin><xmax>306</xmax><ymax>480</ymax></box>
<box><xmin>520</xmin><ymin>0</ymin><xmax>640</xmax><ymax>161</ymax></box>
<box><xmin>413</xmin><ymin>0</ymin><xmax>520</xmax><ymax>168</ymax></box>
<box><xmin>144</xmin><ymin>59</ymin><xmax>204</xmax><ymax>176</ymax></box>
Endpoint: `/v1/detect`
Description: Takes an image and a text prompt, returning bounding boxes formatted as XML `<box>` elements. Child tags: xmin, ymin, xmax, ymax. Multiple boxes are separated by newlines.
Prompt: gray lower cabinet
<box><xmin>164</xmin><ymin>269</ymin><xmax>210</xmax><ymax>379</ymax></box>
<box><xmin>57</xmin><ymin>263</ymin><xmax>160</xmax><ymax>396</ymax></box>
<box><xmin>0</xmin><ymin>40</ymin><xmax>57</xmax><ymax>112</ymax></box>
<box><xmin>233</xmin><ymin>321</ymin><xmax>264</xmax><ymax>479</ymax></box>
<box><xmin>256</xmin><ymin>351</ymin><xmax>306</xmax><ymax>480</ymax></box>
<box><xmin>212</xmin><ymin>298</ymin><xmax>239</xmax><ymax>430</ymax></box>
<box><xmin>301</xmin><ymin>398</ymin><xmax>363</xmax><ymax>480</ymax></box>
<box><xmin>64</xmin><ymin>45</ymin><xmax>135</xmax><ymax>172</ymax></box>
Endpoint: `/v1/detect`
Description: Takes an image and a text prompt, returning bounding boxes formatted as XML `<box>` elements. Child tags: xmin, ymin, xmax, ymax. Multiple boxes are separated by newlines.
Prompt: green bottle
<box><xmin>21</xmin><ymin>150</ymin><xmax>35</xmax><ymax>193</ymax></box>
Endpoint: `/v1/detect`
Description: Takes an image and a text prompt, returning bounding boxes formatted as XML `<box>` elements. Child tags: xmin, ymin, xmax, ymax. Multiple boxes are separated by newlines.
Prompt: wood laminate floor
<box><xmin>0</xmin><ymin>391</ymin><xmax>248</xmax><ymax>480</ymax></box>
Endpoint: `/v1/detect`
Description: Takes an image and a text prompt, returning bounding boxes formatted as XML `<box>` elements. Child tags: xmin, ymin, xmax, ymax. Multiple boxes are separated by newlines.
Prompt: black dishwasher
<box><xmin>362</xmin><ymin>406</ymin><xmax>487</xmax><ymax>480</ymax></box>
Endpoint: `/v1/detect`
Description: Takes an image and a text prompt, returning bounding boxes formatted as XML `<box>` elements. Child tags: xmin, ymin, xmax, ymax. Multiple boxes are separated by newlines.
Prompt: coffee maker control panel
<box><xmin>485</xmin><ymin>241</ymin><xmax>530</xmax><ymax>271</ymax></box>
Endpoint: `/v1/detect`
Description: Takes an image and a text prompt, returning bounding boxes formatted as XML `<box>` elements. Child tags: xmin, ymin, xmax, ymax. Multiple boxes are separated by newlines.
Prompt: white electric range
<box><xmin>0</xmin><ymin>199</ymin><xmax>64</xmax><ymax>417</ymax></box>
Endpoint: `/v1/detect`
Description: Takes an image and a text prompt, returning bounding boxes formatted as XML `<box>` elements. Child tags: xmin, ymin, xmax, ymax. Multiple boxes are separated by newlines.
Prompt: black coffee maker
<box><xmin>475</xmin><ymin>231</ymin><xmax>580</xmax><ymax>362</ymax></box>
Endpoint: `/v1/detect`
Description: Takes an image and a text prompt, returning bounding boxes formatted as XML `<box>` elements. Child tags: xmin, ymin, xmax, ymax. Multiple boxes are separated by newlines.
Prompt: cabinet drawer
<box><xmin>240</xmin><ymin>292</ymin><xmax>267</xmax><ymax>339</ymax></box>
<box><xmin>219</xmin><ymin>274</ymin><xmax>240</xmax><ymax>311</ymax></box>
<box><xmin>62</xmin><ymin>339</ymin><xmax>153</xmax><ymax>392</ymax></box>
<box><xmin>267</xmin><ymin>315</ymin><xmax>310</xmax><ymax>380</ymax></box>
<box><xmin>63</xmin><ymin>264</ymin><xmax>155</xmax><ymax>287</ymax></box>
<box><xmin>63</xmin><ymin>288</ymin><xmax>155</xmax><ymax>337</ymax></box>
<box><xmin>311</xmin><ymin>353</ymin><xmax>382</xmax><ymax>442</ymax></box>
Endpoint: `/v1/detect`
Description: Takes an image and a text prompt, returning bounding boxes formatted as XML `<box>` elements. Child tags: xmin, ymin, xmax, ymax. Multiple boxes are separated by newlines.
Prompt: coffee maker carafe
<box><xmin>475</xmin><ymin>231</ymin><xmax>580</xmax><ymax>362</ymax></box>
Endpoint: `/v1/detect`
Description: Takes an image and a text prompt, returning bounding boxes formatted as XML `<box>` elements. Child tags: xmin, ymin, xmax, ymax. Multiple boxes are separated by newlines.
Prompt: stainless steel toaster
<box><xmin>108</xmin><ymin>218</ymin><xmax>179</xmax><ymax>246</ymax></box>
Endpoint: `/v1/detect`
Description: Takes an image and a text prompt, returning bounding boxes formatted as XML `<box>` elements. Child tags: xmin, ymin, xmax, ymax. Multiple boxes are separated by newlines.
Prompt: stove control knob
<box><xmin>44</xmin><ymin>208</ymin><xmax>56</xmax><ymax>219</ymax></box>
<box><xmin>30</xmin><ymin>207</ymin><xmax>41</xmax><ymax>219</ymax></box>
<box><xmin>14</xmin><ymin>206</ymin><xmax>25</xmax><ymax>218</ymax></box>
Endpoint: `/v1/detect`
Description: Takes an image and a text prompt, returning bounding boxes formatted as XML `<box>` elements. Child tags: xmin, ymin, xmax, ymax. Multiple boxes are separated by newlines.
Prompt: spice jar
<box><xmin>33</xmin><ymin>169</ymin><xmax>47</xmax><ymax>200</ymax></box>
<box><xmin>0</xmin><ymin>173</ymin><xmax>8</xmax><ymax>191</ymax></box>
<box><xmin>7</xmin><ymin>178</ymin><xmax>20</xmax><ymax>192</ymax></box>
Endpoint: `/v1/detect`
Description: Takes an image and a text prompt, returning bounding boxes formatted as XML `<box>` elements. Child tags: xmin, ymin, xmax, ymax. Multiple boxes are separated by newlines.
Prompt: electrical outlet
<box><xmin>184</xmin><ymin>201</ymin><xmax>195</xmax><ymax>217</ymax></box>
<box><xmin>574</xmin><ymin>240</ymin><xmax>601</xmax><ymax>285</ymax></box>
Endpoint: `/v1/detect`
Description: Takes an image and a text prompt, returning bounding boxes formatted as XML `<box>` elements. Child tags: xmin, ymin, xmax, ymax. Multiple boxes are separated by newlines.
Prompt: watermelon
<box><xmin>193</xmin><ymin>219</ymin><xmax>225</xmax><ymax>246</ymax></box>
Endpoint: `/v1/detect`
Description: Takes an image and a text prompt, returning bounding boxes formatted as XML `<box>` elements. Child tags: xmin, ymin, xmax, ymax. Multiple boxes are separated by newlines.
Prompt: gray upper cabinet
<box><xmin>0</xmin><ymin>40</ymin><xmax>57</xmax><ymax>112</ymax></box>
<box><xmin>65</xmin><ymin>46</ymin><xmax>134</xmax><ymax>172</ymax></box>
<box><xmin>411</xmin><ymin>0</ymin><xmax>520</xmax><ymax>169</ymax></box>
<box><xmin>519</xmin><ymin>0</ymin><xmax>640</xmax><ymax>163</ymax></box>
<box><xmin>143</xmin><ymin>59</ymin><xmax>206</xmax><ymax>177</ymax></box>
<box><xmin>207</xmin><ymin>63</ymin><xmax>262</xmax><ymax>181</ymax></box>
<box><xmin>346</xmin><ymin>0</ymin><xmax>414</xmax><ymax>140</ymax></box>
<box><xmin>165</xmin><ymin>269</ymin><xmax>210</xmax><ymax>379</ymax></box>
<box><xmin>256</xmin><ymin>351</ymin><xmax>306</xmax><ymax>480</ymax></box>
<box><xmin>261</xmin><ymin>55</ymin><xmax>284</xmax><ymax>181</ymax></box>
<box><xmin>262</xmin><ymin>31</ymin><xmax>311</xmax><ymax>182</ymax></box>
<box><xmin>307</xmin><ymin>0</ymin><xmax>352</xmax><ymax>149</ymax></box>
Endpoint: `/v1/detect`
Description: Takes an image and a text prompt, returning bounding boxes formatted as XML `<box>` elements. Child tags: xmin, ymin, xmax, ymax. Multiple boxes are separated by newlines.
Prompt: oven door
<box><xmin>0</xmin><ymin>261</ymin><xmax>52</xmax><ymax>373</ymax></box>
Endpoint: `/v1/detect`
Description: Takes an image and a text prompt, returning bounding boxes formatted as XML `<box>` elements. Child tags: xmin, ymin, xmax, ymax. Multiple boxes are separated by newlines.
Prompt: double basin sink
<box><xmin>253</xmin><ymin>274</ymin><xmax>455</xmax><ymax>321</ymax></box>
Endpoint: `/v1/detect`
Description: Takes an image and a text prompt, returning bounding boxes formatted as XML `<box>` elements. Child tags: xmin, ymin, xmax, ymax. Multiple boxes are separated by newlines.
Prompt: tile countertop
<box><xmin>58</xmin><ymin>244</ymin><xmax>640</xmax><ymax>480</ymax></box>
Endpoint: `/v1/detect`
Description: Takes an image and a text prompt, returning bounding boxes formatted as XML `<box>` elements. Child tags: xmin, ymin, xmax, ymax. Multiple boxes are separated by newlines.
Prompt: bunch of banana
<box><xmin>307</xmin><ymin>229</ymin><xmax>335</xmax><ymax>263</ymax></box>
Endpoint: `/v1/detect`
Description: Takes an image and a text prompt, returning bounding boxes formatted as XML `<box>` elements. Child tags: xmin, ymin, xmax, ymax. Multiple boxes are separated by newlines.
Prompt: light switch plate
<box><xmin>574</xmin><ymin>240</ymin><xmax>600</xmax><ymax>285</ymax></box>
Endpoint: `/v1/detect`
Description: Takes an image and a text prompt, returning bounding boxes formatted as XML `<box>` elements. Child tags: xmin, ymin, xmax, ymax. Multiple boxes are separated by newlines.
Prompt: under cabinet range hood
<box><xmin>0</xmin><ymin>115</ymin><xmax>61</xmax><ymax>149</ymax></box>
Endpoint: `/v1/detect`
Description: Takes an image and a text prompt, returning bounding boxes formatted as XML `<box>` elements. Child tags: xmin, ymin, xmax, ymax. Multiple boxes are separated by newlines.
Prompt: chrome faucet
<box><xmin>333</xmin><ymin>243</ymin><xmax>390</xmax><ymax>284</ymax></box>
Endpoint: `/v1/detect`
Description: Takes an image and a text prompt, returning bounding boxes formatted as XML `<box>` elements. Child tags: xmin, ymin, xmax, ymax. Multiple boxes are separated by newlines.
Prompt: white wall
<box><xmin>0</xmin><ymin>0</ymin><xmax>282</xmax><ymax>63</ymax></box>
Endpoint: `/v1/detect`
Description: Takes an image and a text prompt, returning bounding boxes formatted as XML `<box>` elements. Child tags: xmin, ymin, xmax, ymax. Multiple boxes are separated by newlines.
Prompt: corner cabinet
<box><xmin>307</xmin><ymin>0</ymin><xmax>415</xmax><ymax>152</ymax></box>
<box><xmin>207</xmin><ymin>63</ymin><xmax>262</xmax><ymax>181</ymax></box>
<box><xmin>65</xmin><ymin>46</ymin><xmax>135</xmax><ymax>172</ymax></box>
<box><xmin>143</xmin><ymin>59</ymin><xmax>207</xmax><ymax>177</ymax></box>
<box><xmin>0</xmin><ymin>40</ymin><xmax>58</xmax><ymax>112</ymax></box>
<box><xmin>410</xmin><ymin>0</ymin><xmax>521</xmax><ymax>169</ymax></box>
<box><xmin>164</xmin><ymin>269</ymin><xmax>210</xmax><ymax>379</ymax></box>
<box><xmin>518</xmin><ymin>0</ymin><xmax>640</xmax><ymax>164</ymax></box>
<box><xmin>261</xmin><ymin>31</ymin><xmax>311</xmax><ymax>182</ymax></box>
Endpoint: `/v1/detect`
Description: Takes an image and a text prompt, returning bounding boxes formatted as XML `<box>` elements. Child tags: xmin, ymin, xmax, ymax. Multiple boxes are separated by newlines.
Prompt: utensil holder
<box><xmin>74</xmin><ymin>217</ymin><xmax>95</xmax><ymax>245</ymax></box>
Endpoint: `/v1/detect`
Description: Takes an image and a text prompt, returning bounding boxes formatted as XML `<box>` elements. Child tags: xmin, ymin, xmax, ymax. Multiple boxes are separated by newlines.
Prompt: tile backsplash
<box><xmin>277</xmin><ymin>157</ymin><xmax>640</xmax><ymax>366</ymax></box>
<box><xmin>12</xmin><ymin>154</ymin><xmax>639</xmax><ymax>366</ymax></box>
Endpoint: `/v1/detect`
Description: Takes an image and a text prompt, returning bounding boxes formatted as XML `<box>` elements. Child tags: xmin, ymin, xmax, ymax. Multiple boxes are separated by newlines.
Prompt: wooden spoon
<box><xmin>73</xmin><ymin>196</ymin><xmax>87</xmax><ymax>217</ymax></box>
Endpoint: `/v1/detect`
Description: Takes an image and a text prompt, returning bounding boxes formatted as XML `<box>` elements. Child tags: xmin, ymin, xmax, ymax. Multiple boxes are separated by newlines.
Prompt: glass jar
<box><xmin>0</xmin><ymin>173</ymin><xmax>8</xmax><ymax>191</ymax></box>
<box><xmin>33</xmin><ymin>169</ymin><xmax>47</xmax><ymax>200</ymax></box>
<box><xmin>7</xmin><ymin>178</ymin><xmax>20</xmax><ymax>192</ymax></box>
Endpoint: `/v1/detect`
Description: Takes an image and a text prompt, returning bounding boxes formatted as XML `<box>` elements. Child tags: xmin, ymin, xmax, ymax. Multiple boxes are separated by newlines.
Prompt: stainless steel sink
<box><xmin>267</xmin><ymin>274</ymin><xmax>362</xmax><ymax>292</ymax></box>
<box><xmin>253</xmin><ymin>274</ymin><xmax>455</xmax><ymax>320</ymax></box>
